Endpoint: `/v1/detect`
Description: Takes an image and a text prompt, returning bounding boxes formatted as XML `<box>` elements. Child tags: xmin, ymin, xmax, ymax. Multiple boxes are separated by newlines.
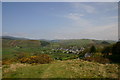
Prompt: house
<box><xmin>84</xmin><ymin>53</ymin><xmax>92</xmax><ymax>57</ymax></box>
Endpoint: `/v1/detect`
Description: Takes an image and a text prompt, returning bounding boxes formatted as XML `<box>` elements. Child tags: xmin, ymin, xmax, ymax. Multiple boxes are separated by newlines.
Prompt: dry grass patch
<box><xmin>3</xmin><ymin>63</ymin><xmax>30</xmax><ymax>73</ymax></box>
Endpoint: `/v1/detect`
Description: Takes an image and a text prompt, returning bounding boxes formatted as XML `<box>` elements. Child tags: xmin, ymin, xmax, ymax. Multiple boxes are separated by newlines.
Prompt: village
<box><xmin>52</xmin><ymin>47</ymin><xmax>85</xmax><ymax>54</ymax></box>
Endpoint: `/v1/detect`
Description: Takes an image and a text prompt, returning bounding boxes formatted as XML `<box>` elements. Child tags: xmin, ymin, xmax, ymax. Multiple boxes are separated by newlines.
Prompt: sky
<box><xmin>2</xmin><ymin>2</ymin><xmax>118</xmax><ymax>40</ymax></box>
<box><xmin>2</xmin><ymin>0</ymin><xmax>120</xmax><ymax>2</ymax></box>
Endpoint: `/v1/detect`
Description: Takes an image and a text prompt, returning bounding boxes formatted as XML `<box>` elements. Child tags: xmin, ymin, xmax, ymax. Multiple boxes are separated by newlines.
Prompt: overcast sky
<box><xmin>2</xmin><ymin>2</ymin><xmax>118</xmax><ymax>40</ymax></box>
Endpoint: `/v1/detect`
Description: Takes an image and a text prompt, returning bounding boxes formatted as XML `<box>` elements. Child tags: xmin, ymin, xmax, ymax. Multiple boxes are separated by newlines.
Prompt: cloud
<box><xmin>2</xmin><ymin>2</ymin><xmax>118</xmax><ymax>40</ymax></box>
<box><xmin>81</xmin><ymin>4</ymin><xmax>96</xmax><ymax>13</ymax></box>
<box><xmin>87</xmin><ymin>24</ymin><xmax>117</xmax><ymax>40</ymax></box>
<box><xmin>71</xmin><ymin>3</ymin><xmax>96</xmax><ymax>14</ymax></box>
<box><xmin>56</xmin><ymin>23</ymin><xmax>118</xmax><ymax>40</ymax></box>
<box><xmin>60</xmin><ymin>11</ymin><xmax>118</xmax><ymax>40</ymax></box>
<box><xmin>2</xmin><ymin>32</ymin><xmax>29</xmax><ymax>38</ymax></box>
<box><xmin>65</xmin><ymin>13</ymin><xmax>84</xmax><ymax>20</ymax></box>
<box><xmin>108</xmin><ymin>16</ymin><xmax>118</xmax><ymax>19</ymax></box>
<box><xmin>64</xmin><ymin>12</ymin><xmax>93</xmax><ymax>28</ymax></box>
<box><xmin>28</xmin><ymin>3</ymin><xmax>117</xmax><ymax>40</ymax></box>
<box><xmin>83</xmin><ymin>23</ymin><xmax>118</xmax><ymax>40</ymax></box>
<box><xmin>71</xmin><ymin>2</ymin><xmax>118</xmax><ymax>15</ymax></box>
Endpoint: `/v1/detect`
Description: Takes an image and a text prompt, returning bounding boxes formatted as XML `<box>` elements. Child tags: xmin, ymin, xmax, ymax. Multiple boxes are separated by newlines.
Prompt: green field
<box><xmin>2</xmin><ymin>38</ymin><xmax>115</xmax><ymax>60</ymax></box>
<box><xmin>3</xmin><ymin>59</ymin><xmax>119</xmax><ymax>78</ymax></box>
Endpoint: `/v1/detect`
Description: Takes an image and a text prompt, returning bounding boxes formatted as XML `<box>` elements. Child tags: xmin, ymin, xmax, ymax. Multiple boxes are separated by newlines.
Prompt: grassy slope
<box><xmin>3</xmin><ymin>39</ymin><xmax>116</xmax><ymax>48</ymax></box>
<box><xmin>3</xmin><ymin>59</ymin><xmax>119</xmax><ymax>78</ymax></box>
<box><xmin>2</xmin><ymin>39</ymin><xmax>41</xmax><ymax>48</ymax></box>
<box><xmin>2</xmin><ymin>39</ymin><xmax>42</xmax><ymax>59</ymax></box>
<box><xmin>54</xmin><ymin>39</ymin><xmax>116</xmax><ymax>48</ymax></box>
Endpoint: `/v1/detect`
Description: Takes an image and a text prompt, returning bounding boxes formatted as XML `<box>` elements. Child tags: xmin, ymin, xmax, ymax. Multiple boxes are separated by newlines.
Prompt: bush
<box><xmin>16</xmin><ymin>52</ymin><xmax>29</xmax><ymax>59</ymax></box>
<box><xmin>101</xmin><ymin>41</ymin><xmax>120</xmax><ymax>63</ymax></box>
<box><xmin>102</xmin><ymin>46</ymin><xmax>112</xmax><ymax>55</ymax></box>
<box><xmin>89</xmin><ymin>45</ymin><xmax>96</xmax><ymax>53</ymax></box>
<box><xmin>2</xmin><ymin>58</ymin><xmax>17</xmax><ymax>65</ymax></box>
<box><xmin>84</xmin><ymin>56</ymin><xmax>110</xmax><ymax>64</ymax></box>
<box><xmin>92</xmin><ymin>53</ymin><xmax>104</xmax><ymax>57</ymax></box>
<box><xmin>40</xmin><ymin>41</ymin><xmax>50</xmax><ymax>46</ymax></box>
<box><xmin>2</xmin><ymin>60</ymin><xmax>12</xmax><ymax>65</ymax></box>
<box><xmin>19</xmin><ymin>54</ymin><xmax>53</xmax><ymax>64</ymax></box>
<box><xmin>112</xmin><ymin>41</ymin><xmax>120</xmax><ymax>55</ymax></box>
<box><xmin>69</xmin><ymin>56</ymin><xmax>78</xmax><ymax>59</ymax></box>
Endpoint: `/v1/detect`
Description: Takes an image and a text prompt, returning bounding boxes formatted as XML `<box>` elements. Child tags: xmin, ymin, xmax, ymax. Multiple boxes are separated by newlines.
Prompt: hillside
<box><xmin>51</xmin><ymin>39</ymin><xmax>116</xmax><ymax>48</ymax></box>
<box><xmin>2</xmin><ymin>36</ymin><xmax>116</xmax><ymax>61</ymax></box>
<box><xmin>2</xmin><ymin>36</ymin><xmax>29</xmax><ymax>40</ymax></box>
<box><xmin>3</xmin><ymin>59</ymin><xmax>119</xmax><ymax>78</ymax></box>
<box><xmin>2</xmin><ymin>36</ymin><xmax>116</xmax><ymax>48</ymax></box>
<box><xmin>2</xmin><ymin>39</ymin><xmax>41</xmax><ymax>48</ymax></box>
<box><xmin>2</xmin><ymin>36</ymin><xmax>51</xmax><ymax>48</ymax></box>
<box><xmin>2</xmin><ymin>36</ymin><xmax>119</xmax><ymax>78</ymax></box>
<box><xmin>2</xmin><ymin>37</ymin><xmax>51</xmax><ymax>59</ymax></box>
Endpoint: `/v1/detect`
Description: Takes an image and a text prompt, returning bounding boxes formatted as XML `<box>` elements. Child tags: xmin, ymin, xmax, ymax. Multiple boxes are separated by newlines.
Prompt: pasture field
<box><xmin>3</xmin><ymin>59</ymin><xmax>119</xmax><ymax>78</ymax></box>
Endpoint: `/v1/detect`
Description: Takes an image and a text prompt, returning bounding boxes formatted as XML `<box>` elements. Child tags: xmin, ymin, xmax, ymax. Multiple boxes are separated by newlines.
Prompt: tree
<box><xmin>102</xmin><ymin>46</ymin><xmax>112</xmax><ymax>54</ymax></box>
<box><xmin>108</xmin><ymin>41</ymin><xmax>120</xmax><ymax>63</ymax></box>
<box><xmin>112</xmin><ymin>41</ymin><xmax>120</xmax><ymax>55</ymax></box>
<box><xmin>89</xmin><ymin>45</ymin><xmax>96</xmax><ymax>53</ymax></box>
<box><xmin>40</xmin><ymin>41</ymin><xmax>50</xmax><ymax>46</ymax></box>
<box><xmin>101</xmin><ymin>41</ymin><xmax>110</xmax><ymax>45</ymax></box>
<box><xmin>102</xmin><ymin>45</ymin><xmax>113</xmax><ymax>58</ymax></box>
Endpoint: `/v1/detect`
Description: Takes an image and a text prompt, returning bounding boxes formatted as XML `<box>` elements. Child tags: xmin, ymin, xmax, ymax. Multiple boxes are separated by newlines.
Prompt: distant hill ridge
<box><xmin>2</xmin><ymin>36</ymin><xmax>116</xmax><ymax>48</ymax></box>
<box><xmin>2</xmin><ymin>36</ymin><xmax>29</xmax><ymax>40</ymax></box>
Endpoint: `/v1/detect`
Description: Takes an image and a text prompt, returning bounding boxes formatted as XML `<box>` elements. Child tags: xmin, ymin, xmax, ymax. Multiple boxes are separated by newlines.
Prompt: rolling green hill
<box><xmin>53</xmin><ymin>39</ymin><xmax>116</xmax><ymax>48</ymax></box>
<box><xmin>2</xmin><ymin>37</ymin><xmax>51</xmax><ymax>59</ymax></box>
<box><xmin>2</xmin><ymin>36</ymin><xmax>50</xmax><ymax>48</ymax></box>
<box><xmin>2</xmin><ymin>39</ymin><xmax>41</xmax><ymax>48</ymax></box>
<box><xmin>2</xmin><ymin>36</ymin><xmax>116</xmax><ymax>48</ymax></box>
<box><xmin>2</xmin><ymin>36</ymin><xmax>116</xmax><ymax>61</ymax></box>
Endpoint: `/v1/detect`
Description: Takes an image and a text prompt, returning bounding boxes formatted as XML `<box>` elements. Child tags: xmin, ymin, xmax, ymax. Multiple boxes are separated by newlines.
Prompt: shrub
<box><xmin>101</xmin><ymin>41</ymin><xmax>120</xmax><ymax>63</ymax></box>
<box><xmin>102</xmin><ymin>46</ymin><xmax>112</xmax><ymax>55</ymax></box>
<box><xmin>40</xmin><ymin>41</ymin><xmax>50</xmax><ymax>46</ymax></box>
<box><xmin>111</xmin><ymin>41</ymin><xmax>120</xmax><ymax>63</ymax></box>
<box><xmin>2</xmin><ymin>60</ymin><xmax>12</xmax><ymax>65</ymax></box>
<box><xmin>89</xmin><ymin>45</ymin><xmax>96</xmax><ymax>53</ymax></box>
<box><xmin>16</xmin><ymin>52</ymin><xmax>29</xmax><ymax>59</ymax></box>
<box><xmin>69</xmin><ymin>56</ymin><xmax>78</xmax><ymax>59</ymax></box>
<box><xmin>92</xmin><ymin>53</ymin><xmax>104</xmax><ymax>57</ymax></box>
<box><xmin>2</xmin><ymin>58</ymin><xmax>17</xmax><ymax>65</ymax></box>
<box><xmin>19</xmin><ymin>54</ymin><xmax>53</xmax><ymax>64</ymax></box>
<box><xmin>112</xmin><ymin>41</ymin><xmax>120</xmax><ymax>55</ymax></box>
<box><xmin>84</xmin><ymin>56</ymin><xmax>110</xmax><ymax>64</ymax></box>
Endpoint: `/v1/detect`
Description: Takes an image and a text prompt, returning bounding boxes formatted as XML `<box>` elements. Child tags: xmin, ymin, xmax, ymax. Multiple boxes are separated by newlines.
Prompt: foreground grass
<box><xmin>3</xmin><ymin>59</ymin><xmax>119</xmax><ymax>78</ymax></box>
